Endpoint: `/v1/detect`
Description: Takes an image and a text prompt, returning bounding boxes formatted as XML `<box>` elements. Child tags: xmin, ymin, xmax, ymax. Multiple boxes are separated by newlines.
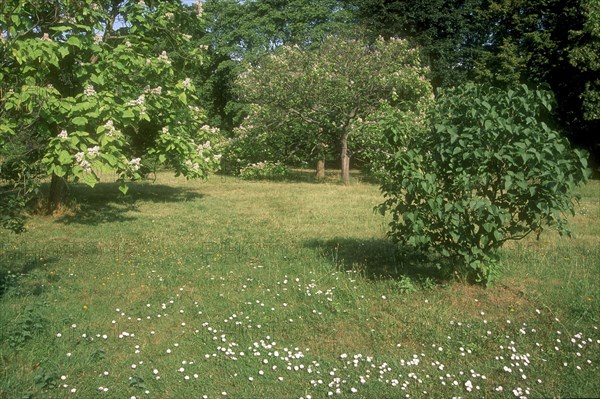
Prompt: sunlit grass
<box><xmin>1</xmin><ymin>172</ymin><xmax>598</xmax><ymax>398</ymax></box>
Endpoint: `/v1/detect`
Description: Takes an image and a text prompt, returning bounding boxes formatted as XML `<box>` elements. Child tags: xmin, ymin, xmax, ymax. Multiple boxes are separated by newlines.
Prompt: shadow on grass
<box><xmin>305</xmin><ymin>237</ymin><xmax>451</xmax><ymax>284</ymax></box>
<box><xmin>0</xmin><ymin>250</ymin><xmax>59</xmax><ymax>298</ymax></box>
<box><xmin>49</xmin><ymin>181</ymin><xmax>204</xmax><ymax>225</ymax></box>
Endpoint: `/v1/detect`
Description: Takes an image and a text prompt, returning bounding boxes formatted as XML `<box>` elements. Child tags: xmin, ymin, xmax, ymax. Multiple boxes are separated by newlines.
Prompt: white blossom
<box><xmin>58</xmin><ymin>130</ymin><xmax>68</xmax><ymax>139</ymax></box>
<box><xmin>84</xmin><ymin>85</ymin><xmax>96</xmax><ymax>96</ymax></box>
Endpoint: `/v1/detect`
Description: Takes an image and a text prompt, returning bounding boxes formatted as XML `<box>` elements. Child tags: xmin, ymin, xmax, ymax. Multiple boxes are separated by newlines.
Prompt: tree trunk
<box><xmin>315</xmin><ymin>159</ymin><xmax>325</xmax><ymax>179</ymax></box>
<box><xmin>47</xmin><ymin>174</ymin><xmax>68</xmax><ymax>214</ymax></box>
<box><xmin>340</xmin><ymin>131</ymin><xmax>350</xmax><ymax>185</ymax></box>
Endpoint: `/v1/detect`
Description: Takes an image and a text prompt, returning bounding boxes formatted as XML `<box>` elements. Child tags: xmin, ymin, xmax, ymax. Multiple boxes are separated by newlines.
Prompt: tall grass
<box><xmin>1</xmin><ymin>172</ymin><xmax>598</xmax><ymax>398</ymax></box>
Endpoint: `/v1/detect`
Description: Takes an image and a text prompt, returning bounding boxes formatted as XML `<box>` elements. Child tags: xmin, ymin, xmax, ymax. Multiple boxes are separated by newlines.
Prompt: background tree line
<box><xmin>201</xmin><ymin>0</ymin><xmax>599</xmax><ymax>161</ymax></box>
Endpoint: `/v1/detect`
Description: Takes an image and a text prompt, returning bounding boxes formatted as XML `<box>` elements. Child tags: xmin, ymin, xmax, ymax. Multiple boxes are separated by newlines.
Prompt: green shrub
<box><xmin>239</xmin><ymin>161</ymin><xmax>290</xmax><ymax>180</ymax></box>
<box><xmin>378</xmin><ymin>84</ymin><xmax>590</xmax><ymax>285</ymax></box>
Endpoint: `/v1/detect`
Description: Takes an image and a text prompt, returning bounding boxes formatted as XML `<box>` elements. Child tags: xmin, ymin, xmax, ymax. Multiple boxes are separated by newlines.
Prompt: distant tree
<box><xmin>234</xmin><ymin>35</ymin><xmax>432</xmax><ymax>184</ymax></box>
<box><xmin>346</xmin><ymin>0</ymin><xmax>484</xmax><ymax>88</ymax></box>
<box><xmin>201</xmin><ymin>0</ymin><xmax>357</xmax><ymax>132</ymax></box>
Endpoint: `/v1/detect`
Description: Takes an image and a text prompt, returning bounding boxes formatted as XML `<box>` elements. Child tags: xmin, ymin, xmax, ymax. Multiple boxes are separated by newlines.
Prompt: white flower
<box><xmin>128</xmin><ymin>158</ymin><xmax>141</xmax><ymax>171</ymax></box>
<box><xmin>84</xmin><ymin>85</ymin><xmax>96</xmax><ymax>96</ymax></box>
<box><xmin>58</xmin><ymin>130</ymin><xmax>68</xmax><ymax>139</ymax></box>
<box><xmin>41</xmin><ymin>33</ymin><xmax>52</xmax><ymax>41</ymax></box>
<box><xmin>182</xmin><ymin>78</ymin><xmax>192</xmax><ymax>88</ymax></box>
<box><xmin>165</xmin><ymin>12</ymin><xmax>174</xmax><ymax>20</ymax></box>
<box><xmin>87</xmin><ymin>146</ymin><xmax>100</xmax><ymax>157</ymax></box>
<box><xmin>79</xmin><ymin>159</ymin><xmax>92</xmax><ymax>172</ymax></box>
<box><xmin>158</xmin><ymin>51</ymin><xmax>171</xmax><ymax>64</ymax></box>
<box><xmin>94</xmin><ymin>34</ymin><xmax>103</xmax><ymax>45</ymax></box>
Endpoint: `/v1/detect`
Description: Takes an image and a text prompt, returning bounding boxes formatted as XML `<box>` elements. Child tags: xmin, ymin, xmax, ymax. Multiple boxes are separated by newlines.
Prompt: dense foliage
<box><xmin>0</xmin><ymin>0</ymin><xmax>221</xmax><ymax>231</ymax></box>
<box><xmin>374</xmin><ymin>84</ymin><xmax>590</xmax><ymax>284</ymax></box>
<box><xmin>232</xmin><ymin>35</ymin><xmax>432</xmax><ymax>184</ymax></box>
<box><xmin>348</xmin><ymin>0</ymin><xmax>600</xmax><ymax>159</ymax></box>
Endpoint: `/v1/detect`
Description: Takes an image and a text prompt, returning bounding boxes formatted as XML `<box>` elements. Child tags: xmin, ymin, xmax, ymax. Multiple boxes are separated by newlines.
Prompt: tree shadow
<box><xmin>305</xmin><ymin>237</ymin><xmax>451</xmax><ymax>283</ymax></box>
<box><xmin>51</xmin><ymin>181</ymin><xmax>204</xmax><ymax>225</ymax></box>
<box><xmin>0</xmin><ymin>249</ymin><xmax>59</xmax><ymax>298</ymax></box>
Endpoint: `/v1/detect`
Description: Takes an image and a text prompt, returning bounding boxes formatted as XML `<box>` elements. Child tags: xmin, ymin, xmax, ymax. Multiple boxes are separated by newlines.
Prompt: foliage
<box><xmin>0</xmin><ymin>0</ymin><xmax>220</xmax><ymax>231</ymax></box>
<box><xmin>200</xmin><ymin>0</ymin><xmax>357</xmax><ymax>132</ymax></box>
<box><xmin>239</xmin><ymin>161</ymin><xmax>290</xmax><ymax>181</ymax></box>
<box><xmin>350</xmin><ymin>0</ymin><xmax>600</xmax><ymax>159</ymax></box>
<box><xmin>569</xmin><ymin>0</ymin><xmax>600</xmax><ymax>121</ymax></box>
<box><xmin>234</xmin><ymin>35</ymin><xmax>432</xmax><ymax>183</ymax></box>
<box><xmin>376</xmin><ymin>84</ymin><xmax>590</xmax><ymax>285</ymax></box>
<box><xmin>347</xmin><ymin>0</ymin><xmax>484</xmax><ymax>88</ymax></box>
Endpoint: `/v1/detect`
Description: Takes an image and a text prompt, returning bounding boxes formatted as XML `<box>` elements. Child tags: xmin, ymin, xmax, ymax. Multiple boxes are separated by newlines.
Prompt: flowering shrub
<box><xmin>239</xmin><ymin>161</ymin><xmax>290</xmax><ymax>180</ymax></box>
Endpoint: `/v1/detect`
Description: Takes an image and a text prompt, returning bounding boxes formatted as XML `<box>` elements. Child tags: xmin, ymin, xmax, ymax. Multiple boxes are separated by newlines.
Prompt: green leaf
<box><xmin>122</xmin><ymin>109</ymin><xmax>135</xmax><ymax>119</ymax></box>
<box><xmin>58</xmin><ymin>150</ymin><xmax>72</xmax><ymax>165</ymax></box>
<box><xmin>119</xmin><ymin>184</ymin><xmax>129</xmax><ymax>195</ymax></box>
<box><xmin>58</xmin><ymin>46</ymin><xmax>70</xmax><ymax>58</ymax></box>
<box><xmin>72</xmin><ymin>116</ymin><xmax>88</xmax><ymax>126</ymax></box>
<box><xmin>53</xmin><ymin>165</ymin><xmax>67</xmax><ymax>177</ymax></box>
<box><xmin>158</xmin><ymin>154</ymin><xmax>167</xmax><ymax>163</ymax></box>
<box><xmin>66</xmin><ymin>36</ymin><xmax>82</xmax><ymax>48</ymax></box>
<box><xmin>82</xmin><ymin>173</ymin><xmax>97</xmax><ymax>187</ymax></box>
<box><xmin>178</xmin><ymin>92</ymin><xmax>187</xmax><ymax>104</ymax></box>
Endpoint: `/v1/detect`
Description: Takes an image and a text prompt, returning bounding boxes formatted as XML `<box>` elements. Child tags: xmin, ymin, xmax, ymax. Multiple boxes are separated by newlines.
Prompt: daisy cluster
<box><xmin>47</xmin><ymin>265</ymin><xmax>599</xmax><ymax>399</ymax></box>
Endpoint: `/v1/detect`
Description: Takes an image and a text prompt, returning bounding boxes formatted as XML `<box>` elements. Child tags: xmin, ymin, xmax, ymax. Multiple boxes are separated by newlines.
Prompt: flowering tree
<box><xmin>234</xmin><ymin>36</ymin><xmax>432</xmax><ymax>183</ymax></box>
<box><xmin>0</xmin><ymin>0</ymin><xmax>220</xmax><ymax>231</ymax></box>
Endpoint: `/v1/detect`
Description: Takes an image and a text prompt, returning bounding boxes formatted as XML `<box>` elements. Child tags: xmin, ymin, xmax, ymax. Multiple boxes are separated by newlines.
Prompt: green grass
<box><xmin>1</xmin><ymin>171</ymin><xmax>599</xmax><ymax>399</ymax></box>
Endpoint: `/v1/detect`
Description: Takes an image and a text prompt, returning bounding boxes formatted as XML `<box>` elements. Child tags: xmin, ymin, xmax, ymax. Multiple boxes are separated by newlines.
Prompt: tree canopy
<box><xmin>0</xmin><ymin>0</ymin><xmax>220</xmax><ymax>230</ymax></box>
<box><xmin>232</xmin><ymin>35</ymin><xmax>432</xmax><ymax>184</ymax></box>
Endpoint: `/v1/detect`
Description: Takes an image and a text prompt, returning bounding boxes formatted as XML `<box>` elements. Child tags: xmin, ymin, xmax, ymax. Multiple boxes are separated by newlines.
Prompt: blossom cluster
<box><xmin>104</xmin><ymin>120</ymin><xmax>116</xmax><ymax>137</ymax></box>
<box><xmin>158</xmin><ymin>51</ymin><xmax>171</xmax><ymax>65</ymax></box>
<box><xmin>84</xmin><ymin>85</ymin><xmax>97</xmax><ymax>96</ymax></box>
<box><xmin>128</xmin><ymin>158</ymin><xmax>142</xmax><ymax>171</ymax></box>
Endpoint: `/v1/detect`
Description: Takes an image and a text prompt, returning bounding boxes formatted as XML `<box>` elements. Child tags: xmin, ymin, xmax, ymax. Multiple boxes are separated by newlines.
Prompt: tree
<box><xmin>348</xmin><ymin>0</ymin><xmax>600</xmax><ymax>161</ymax></box>
<box><xmin>200</xmin><ymin>0</ymin><xmax>357</xmax><ymax>132</ymax></box>
<box><xmin>346</xmin><ymin>0</ymin><xmax>485</xmax><ymax>88</ymax></box>
<box><xmin>373</xmin><ymin>84</ymin><xmax>590</xmax><ymax>285</ymax></box>
<box><xmin>0</xmin><ymin>0</ymin><xmax>221</xmax><ymax>231</ymax></box>
<box><xmin>234</xmin><ymin>35</ymin><xmax>432</xmax><ymax>184</ymax></box>
<box><xmin>471</xmin><ymin>0</ymin><xmax>600</xmax><ymax>158</ymax></box>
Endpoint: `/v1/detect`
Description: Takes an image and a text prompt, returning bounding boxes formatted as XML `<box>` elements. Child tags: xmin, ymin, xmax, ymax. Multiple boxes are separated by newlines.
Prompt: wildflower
<box><xmin>58</xmin><ymin>130</ymin><xmax>68</xmax><ymax>139</ymax></box>
<box><xmin>165</xmin><ymin>12</ymin><xmax>174</xmax><ymax>20</ymax></box>
<box><xmin>182</xmin><ymin>78</ymin><xmax>192</xmax><ymax>88</ymax></box>
<box><xmin>94</xmin><ymin>34</ymin><xmax>103</xmax><ymax>45</ymax></box>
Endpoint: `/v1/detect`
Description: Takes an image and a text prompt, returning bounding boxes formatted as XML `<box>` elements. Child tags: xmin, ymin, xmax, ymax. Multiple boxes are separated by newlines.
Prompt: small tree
<box><xmin>233</xmin><ymin>35</ymin><xmax>432</xmax><ymax>184</ymax></box>
<box><xmin>375</xmin><ymin>84</ymin><xmax>590</xmax><ymax>285</ymax></box>
<box><xmin>0</xmin><ymin>0</ymin><xmax>220</xmax><ymax>231</ymax></box>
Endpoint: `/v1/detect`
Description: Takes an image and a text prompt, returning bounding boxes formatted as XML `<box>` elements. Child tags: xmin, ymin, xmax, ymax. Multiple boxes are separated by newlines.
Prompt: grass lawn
<box><xmin>1</xmin><ymin>171</ymin><xmax>599</xmax><ymax>398</ymax></box>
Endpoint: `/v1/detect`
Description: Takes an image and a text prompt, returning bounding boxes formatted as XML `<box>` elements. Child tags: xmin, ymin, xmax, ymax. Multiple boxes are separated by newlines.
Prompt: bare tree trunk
<box><xmin>316</xmin><ymin>159</ymin><xmax>325</xmax><ymax>179</ymax></box>
<box><xmin>47</xmin><ymin>173</ymin><xmax>68</xmax><ymax>214</ymax></box>
<box><xmin>340</xmin><ymin>131</ymin><xmax>350</xmax><ymax>185</ymax></box>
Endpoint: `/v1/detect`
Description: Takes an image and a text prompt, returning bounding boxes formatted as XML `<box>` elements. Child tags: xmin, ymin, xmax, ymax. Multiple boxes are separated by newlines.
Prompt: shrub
<box><xmin>377</xmin><ymin>84</ymin><xmax>590</xmax><ymax>285</ymax></box>
<box><xmin>239</xmin><ymin>161</ymin><xmax>290</xmax><ymax>180</ymax></box>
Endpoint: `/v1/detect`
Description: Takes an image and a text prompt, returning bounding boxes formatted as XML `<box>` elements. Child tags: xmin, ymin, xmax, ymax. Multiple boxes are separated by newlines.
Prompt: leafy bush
<box><xmin>239</xmin><ymin>161</ymin><xmax>290</xmax><ymax>180</ymax></box>
<box><xmin>377</xmin><ymin>84</ymin><xmax>590</xmax><ymax>285</ymax></box>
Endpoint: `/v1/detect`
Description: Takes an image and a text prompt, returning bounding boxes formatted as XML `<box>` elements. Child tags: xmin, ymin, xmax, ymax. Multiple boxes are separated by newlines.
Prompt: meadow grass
<box><xmin>1</xmin><ymin>171</ymin><xmax>598</xmax><ymax>399</ymax></box>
